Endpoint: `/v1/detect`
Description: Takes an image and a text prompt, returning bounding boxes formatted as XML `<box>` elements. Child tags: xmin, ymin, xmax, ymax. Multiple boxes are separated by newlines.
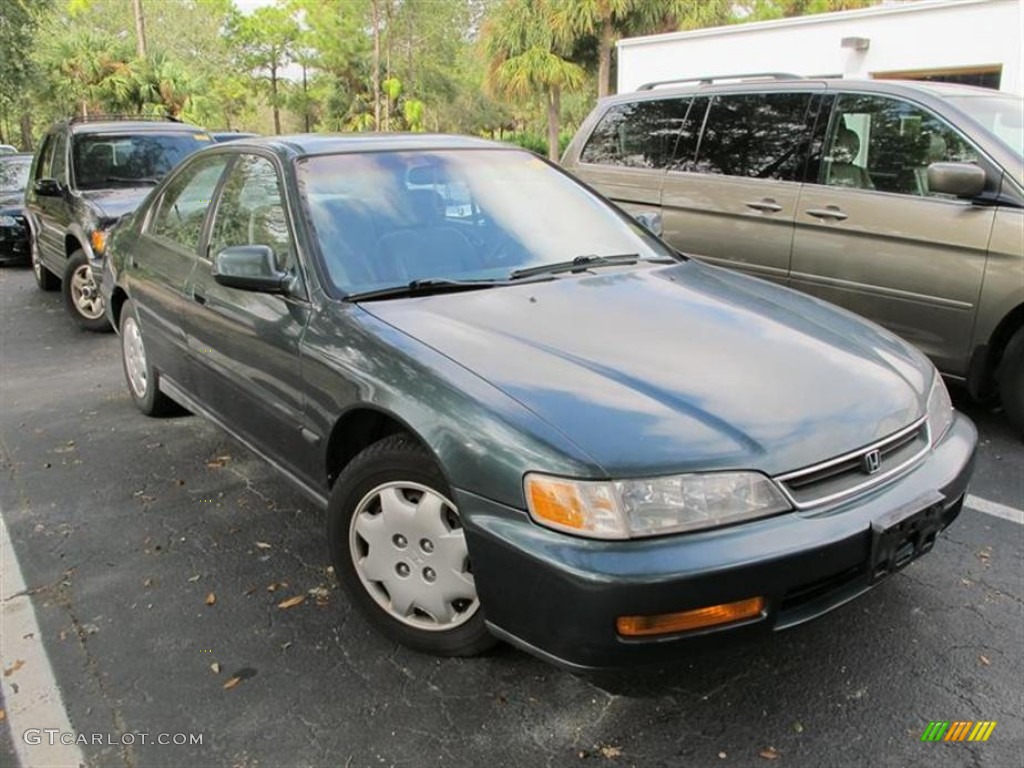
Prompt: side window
<box><xmin>821</xmin><ymin>94</ymin><xmax>980</xmax><ymax>197</ymax></box>
<box><xmin>580</xmin><ymin>98</ymin><xmax>690</xmax><ymax>169</ymax></box>
<box><xmin>667</xmin><ymin>96</ymin><xmax>708</xmax><ymax>172</ymax></box>
<box><xmin>148</xmin><ymin>155</ymin><xmax>230</xmax><ymax>252</ymax></box>
<box><xmin>693</xmin><ymin>93</ymin><xmax>813</xmax><ymax>181</ymax></box>
<box><xmin>34</xmin><ymin>135</ymin><xmax>55</xmax><ymax>181</ymax></box>
<box><xmin>51</xmin><ymin>132</ymin><xmax>69</xmax><ymax>184</ymax></box>
<box><xmin>210</xmin><ymin>155</ymin><xmax>294</xmax><ymax>271</ymax></box>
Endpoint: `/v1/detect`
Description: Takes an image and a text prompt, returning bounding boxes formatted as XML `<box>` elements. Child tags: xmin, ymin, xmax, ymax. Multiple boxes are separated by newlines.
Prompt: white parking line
<box><xmin>965</xmin><ymin>494</ymin><xmax>1024</xmax><ymax>525</ymax></box>
<box><xmin>0</xmin><ymin>511</ymin><xmax>85</xmax><ymax>768</ymax></box>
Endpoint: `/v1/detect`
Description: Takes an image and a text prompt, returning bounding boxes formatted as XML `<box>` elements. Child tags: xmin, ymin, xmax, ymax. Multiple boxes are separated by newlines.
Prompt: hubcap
<box><xmin>349</xmin><ymin>482</ymin><xmax>478</xmax><ymax>631</ymax></box>
<box><xmin>70</xmin><ymin>264</ymin><xmax>105</xmax><ymax>320</ymax></box>
<box><xmin>122</xmin><ymin>316</ymin><xmax>148</xmax><ymax>399</ymax></box>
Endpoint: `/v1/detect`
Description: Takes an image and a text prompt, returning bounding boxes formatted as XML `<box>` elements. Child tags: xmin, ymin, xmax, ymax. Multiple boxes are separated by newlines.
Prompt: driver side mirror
<box><xmin>927</xmin><ymin>162</ymin><xmax>986</xmax><ymax>199</ymax></box>
<box><xmin>34</xmin><ymin>178</ymin><xmax>63</xmax><ymax>197</ymax></box>
<box><xmin>212</xmin><ymin>245</ymin><xmax>290</xmax><ymax>293</ymax></box>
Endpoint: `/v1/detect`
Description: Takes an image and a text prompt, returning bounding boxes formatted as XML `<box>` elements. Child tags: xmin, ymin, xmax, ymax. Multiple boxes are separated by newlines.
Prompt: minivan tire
<box><xmin>327</xmin><ymin>434</ymin><xmax>496</xmax><ymax>657</ymax></box>
<box><xmin>998</xmin><ymin>327</ymin><xmax>1024</xmax><ymax>439</ymax></box>
<box><xmin>63</xmin><ymin>250</ymin><xmax>111</xmax><ymax>332</ymax></box>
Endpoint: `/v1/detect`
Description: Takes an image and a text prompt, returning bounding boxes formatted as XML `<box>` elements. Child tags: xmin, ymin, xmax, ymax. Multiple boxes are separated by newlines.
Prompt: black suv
<box><xmin>26</xmin><ymin>115</ymin><xmax>213</xmax><ymax>330</ymax></box>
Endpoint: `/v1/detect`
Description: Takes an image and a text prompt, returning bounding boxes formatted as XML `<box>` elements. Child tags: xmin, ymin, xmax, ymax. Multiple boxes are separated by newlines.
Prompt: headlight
<box><xmin>525</xmin><ymin>471</ymin><xmax>791</xmax><ymax>539</ymax></box>
<box><xmin>0</xmin><ymin>215</ymin><xmax>18</xmax><ymax>227</ymax></box>
<box><xmin>926</xmin><ymin>371</ymin><xmax>954</xmax><ymax>445</ymax></box>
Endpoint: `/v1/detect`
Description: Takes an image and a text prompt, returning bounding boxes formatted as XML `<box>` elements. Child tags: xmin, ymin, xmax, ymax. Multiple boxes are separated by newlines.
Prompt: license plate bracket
<box><xmin>869</xmin><ymin>491</ymin><xmax>946</xmax><ymax>583</ymax></box>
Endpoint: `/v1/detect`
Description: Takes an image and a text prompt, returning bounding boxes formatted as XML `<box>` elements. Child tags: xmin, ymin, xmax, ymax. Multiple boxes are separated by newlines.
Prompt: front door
<box><xmin>184</xmin><ymin>153</ymin><xmax>315</xmax><ymax>483</ymax></box>
<box><xmin>789</xmin><ymin>93</ymin><xmax>995</xmax><ymax>375</ymax></box>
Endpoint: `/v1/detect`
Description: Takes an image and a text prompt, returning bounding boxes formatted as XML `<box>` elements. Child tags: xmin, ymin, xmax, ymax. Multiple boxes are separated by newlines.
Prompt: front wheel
<box><xmin>63</xmin><ymin>250</ymin><xmax>110</xmax><ymax>331</ymax></box>
<box><xmin>998</xmin><ymin>327</ymin><xmax>1024</xmax><ymax>439</ymax></box>
<box><xmin>327</xmin><ymin>434</ymin><xmax>496</xmax><ymax>656</ymax></box>
<box><xmin>120</xmin><ymin>298</ymin><xmax>176</xmax><ymax>416</ymax></box>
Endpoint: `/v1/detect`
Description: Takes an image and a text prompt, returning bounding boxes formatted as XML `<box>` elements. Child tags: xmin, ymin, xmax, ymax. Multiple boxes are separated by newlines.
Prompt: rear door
<box><xmin>29</xmin><ymin>133</ymin><xmax>63</xmax><ymax>269</ymax></box>
<box><xmin>131</xmin><ymin>153</ymin><xmax>232</xmax><ymax>390</ymax></box>
<box><xmin>789</xmin><ymin>92</ymin><xmax>996</xmax><ymax>375</ymax></box>
<box><xmin>567</xmin><ymin>97</ymin><xmax>688</xmax><ymax>220</ymax></box>
<box><xmin>184</xmin><ymin>152</ymin><xmax>316</xmax><ymax>483</ymax></box>
<box><xmin>660</xmin><ymin>91</ymin><xmax>815</xmax><ymax>285</ymax></box>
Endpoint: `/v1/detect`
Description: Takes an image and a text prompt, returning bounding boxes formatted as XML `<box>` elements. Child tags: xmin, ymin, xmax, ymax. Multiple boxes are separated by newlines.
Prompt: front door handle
<box><xmin>192</xmin><ymin>290</ymin><xmax>207</xmax><ymax>306</ymax></box>
<box><xmin>744</xmin><ymin>199</ymin><xmax>783</xmax><ymax>213</ymax></box>
<box><xmin>805</xmin><ymin>206</ymin><xmax>848</xmax><ymax>222</ymax></box>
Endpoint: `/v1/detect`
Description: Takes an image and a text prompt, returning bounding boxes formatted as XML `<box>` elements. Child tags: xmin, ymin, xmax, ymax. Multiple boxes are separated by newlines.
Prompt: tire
<box><xmin>32</xmin><ymin>240</ymin><xmax>60</xmax><ymax>291</ymax></box>
<box><xmin>327</xmin><ymin>434</ymin><xmax>496</xmax><ymax>656</ymax></box>
<box><xmin>119</xmin><ymin>298</ymin><xmax>176</xmax><ymax>417</ymax></box>
<box><xmin>998</xmin><ymin>327</ymin><xmax>1024</xmax><ymax>439</ymax></box>
<box><xmin>62</xmin><ymin>249</ymin><xmax>111</xmax><ymax>331</ymax></box>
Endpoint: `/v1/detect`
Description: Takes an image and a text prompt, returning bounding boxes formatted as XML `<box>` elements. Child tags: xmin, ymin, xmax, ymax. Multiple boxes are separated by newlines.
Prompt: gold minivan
<box><xmin>563</xmin><ymin>77</ymin><xmax>1024</xmax><ymax>436</ymax></box>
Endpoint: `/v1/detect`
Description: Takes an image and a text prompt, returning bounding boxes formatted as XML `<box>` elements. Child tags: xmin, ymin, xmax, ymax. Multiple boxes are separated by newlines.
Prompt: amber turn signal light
<box><xmin>617</xmin><ymin>596</ymin><xmax>765</xmax><ymax>637</ymax></box>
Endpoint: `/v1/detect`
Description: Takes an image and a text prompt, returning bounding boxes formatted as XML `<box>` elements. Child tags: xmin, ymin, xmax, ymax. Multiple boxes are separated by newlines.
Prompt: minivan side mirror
<box><xmin>212</xmin><ymin>245</ymin><xmax>290</xmax><ymax>293</ymax></box>
<box><xmin>927</xmin><ymin>162</ymin><xmax>986</xmax><ymax>199</ymax></box>
<box><xmin>633</xmin><ymin>211</ymin><xmax>663</xmax><ymax>236</ymax></box>
<box><xmin>34</xmin><ymin>178</ymin><xmax>63</xmax><ymax>197</ymax></box>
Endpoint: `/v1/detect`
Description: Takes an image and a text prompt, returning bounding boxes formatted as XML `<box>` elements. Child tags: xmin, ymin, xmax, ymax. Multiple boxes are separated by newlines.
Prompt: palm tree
<box><xmin>482</xmin><ymin>0</ymin><xmax>585</xmax><ymax>161</ymax></box>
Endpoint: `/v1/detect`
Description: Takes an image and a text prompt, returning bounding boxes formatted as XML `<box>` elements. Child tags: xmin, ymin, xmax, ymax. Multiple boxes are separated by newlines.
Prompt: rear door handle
<box><xmin>744</xmin><ymin>199</ymin><xmax>783</xmax><ymax>213</ymax></box>
<box><xmin>805</xmin><ymin>206</ymin><xmax>848</xmax><ymax>222</ymax></box>
<box><xmin>192</xmin><ymin>290</ymin><xmax>207</xmax><ymax>306</ymax></box>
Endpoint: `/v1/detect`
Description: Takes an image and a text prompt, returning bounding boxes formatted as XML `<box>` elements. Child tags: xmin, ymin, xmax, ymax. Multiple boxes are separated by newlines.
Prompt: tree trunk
<box><xmin>302</xmin><ymin>64</ymin><xmax>310</xmax><ymax>132</ymax></box>
<box><xmin>271</xmin><ymin>64</ymin><xmax>281</xmax><ymax>134</ymax></box>
<box><xmin>371</xmin><ymin>0</ymin><xmax>381</xmax><ymax>131</ymax></box>
<box><xmin>383</xmin><ymin>0</ymin><xmax>392</xmax><ymax>132</ymax></box>
<box><xmin>598</xmin><ymin>22</ymin><xmax>614</xmax><ymax>99</ymax></box>
<box><xmin>19</xmin><ymin>112</ymin><xmax>33</xmax><ymax>152</ymax></box>
<box><xmin>131</xmin><ymin>0</ymin><xmax>147</xmax><ymax>59</ymax></box>
<box><xmin>547</xmin><ymin>85</ymin><xmax>560</xmax><ymax>162</ymax></box>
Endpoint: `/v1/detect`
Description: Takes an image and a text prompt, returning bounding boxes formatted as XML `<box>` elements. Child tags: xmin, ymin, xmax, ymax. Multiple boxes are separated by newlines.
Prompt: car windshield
<box><xmin>0</xmin><ymin>157</ymin><xmax>31</xmax><ymax>192</ymax></box>
<box><xmin>947</xmin><ymin>94</ymin><xmax>1024</xmax><ymax>159</ymax></box>
<box><xmin>297</xmin><ymin>148</ymin><xmax>675</xmax><ymax>295</ymax></box>
<box><xmin>72</xmin><ymin>132</ymin><xmax>211</xmax><ymax>189</ymax></box>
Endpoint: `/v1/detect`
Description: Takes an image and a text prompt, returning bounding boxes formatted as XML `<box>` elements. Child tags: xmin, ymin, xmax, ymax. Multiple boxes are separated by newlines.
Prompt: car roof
<box><xmin>59</xmin><ymin>120</ymin><xmax>210</xmax><ymax>136</ymax></box>
<box><xmin>605</xmin><ymin>77</ymin><xmax>1002</xmax><ymax>104</ymax></box>
<box><xmin>221</xmin><ymin>133</ymin><xmax>507</xmax><ymax>158</ymax></box>
<box><xmin>0</xmin><ymin>153</ymin><xmax>33</xmax><ymax>161</ymax></box>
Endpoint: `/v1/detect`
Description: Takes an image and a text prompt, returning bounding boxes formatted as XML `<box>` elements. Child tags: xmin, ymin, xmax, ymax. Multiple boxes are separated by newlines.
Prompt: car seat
<box><xmin>827</xmin><ymin>127</ymin><xmax>874</xmax><ymax>189</ymax></box>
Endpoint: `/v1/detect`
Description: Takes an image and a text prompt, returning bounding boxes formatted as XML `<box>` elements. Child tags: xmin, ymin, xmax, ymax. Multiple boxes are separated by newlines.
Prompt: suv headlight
<box><xmin>525</xmin><ymin>471</ymin><xmax>791</xmax><ymax>539</ymax></box>
<box><xmin>926</xmin><ymin>371</ymin><xmax>954</xmax><ymax>445</ymax></box>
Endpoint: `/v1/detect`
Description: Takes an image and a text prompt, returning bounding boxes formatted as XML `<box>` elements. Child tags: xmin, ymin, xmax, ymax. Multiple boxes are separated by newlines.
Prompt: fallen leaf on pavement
<box><xmin>3</xmin><ymin>660</ymin><xmax>25</xmax><ymax>677</ymax></box>
<box><xmin>187</xmin><ymin>574</ymin><xmax>201</xmax><ymax>583</ymax></box>
<box><xmin>278</xmin><ymin>595</ymin><xmax>306</xmax><ymax>609</ymax></box>
<box><xmin>223</xmin><ymin>676</ymin><xmax>242</xmax><ymax>690</ymax></box>
<box><xmin>211</xmin><ymin>663</ymin><xmax>221</xmax><ymax>674</ymax></box>
<box><xmin>143</xmin><ymin>578</ymin><xmax>153</xmax><ymax>588</ymax></box>
<box><xmin>255</xmin><ymin>542</ymin><xmax>272</xmax><ymax>550</ymax></box>
<box><xmin>979</xmin><ymin>655</ymin><xmax>991</xmax><ymax>666</ymax></box>
<box><xmin>759</xmin><ymin>747</ymin><xmax>780</xmax><ymax>760</ymax></box>
<box><xmin>205</xmin><ymin>592</ymin><xmax>216</xmax><ymax>606</ymax></box>
<box><xmin>600</xmin><ymin>745</ymin><xmax>622</xmax><ymax>758</ymax></box>
<box><xmin>0</xmin><ymin>708</ymin><xmax>6</xmax><ymax>722</ymax></box>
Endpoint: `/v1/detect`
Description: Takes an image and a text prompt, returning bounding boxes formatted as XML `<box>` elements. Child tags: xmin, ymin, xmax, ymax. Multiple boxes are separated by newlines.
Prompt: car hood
<box><xmin>81</xmin><ymin>188</ymin><xmax>151</xmax><ymax>221</ymax></box>
<box><xmin>361</xmin><ymin>262</ymin><xmax>932</xmax><ymax>478</ymax></box>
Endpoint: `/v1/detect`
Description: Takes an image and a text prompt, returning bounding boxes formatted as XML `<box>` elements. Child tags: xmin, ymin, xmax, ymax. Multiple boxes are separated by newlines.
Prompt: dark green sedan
<box><xmin>101</xmin><ymin>134</ymin><xmax>977</xmax><ymax>669</ymax></box>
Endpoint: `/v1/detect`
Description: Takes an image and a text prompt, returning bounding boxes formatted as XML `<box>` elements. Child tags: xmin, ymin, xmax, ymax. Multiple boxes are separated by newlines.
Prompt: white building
<box><xmin>616</xmin><ymin>0</ymin><xmax>1023</xmax><ymax>95</ymax></box>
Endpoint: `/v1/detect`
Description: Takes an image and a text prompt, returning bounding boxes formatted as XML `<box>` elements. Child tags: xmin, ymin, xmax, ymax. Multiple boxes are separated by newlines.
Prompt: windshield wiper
<box><xmin>508</xmin><ymin>253</ymin><xmax>672</xmax><ymax>280</ymax></box>
<box><xmin>345</xmin><ymin>278</ymin><xmax>502</xmax><ymax>302</ymax></box>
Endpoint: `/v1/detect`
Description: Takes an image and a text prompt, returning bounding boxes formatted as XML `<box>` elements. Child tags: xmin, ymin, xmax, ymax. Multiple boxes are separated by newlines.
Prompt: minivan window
<box><xmin>693</xmin><ymin>93</ymin><xmax>813</xmax><ymax>181</ymax></box>
<box><xmin>580</xmin><ymin>99</ymin><xmax>690</xmax><ymax>169</ymax></box>
<box><xmin>822</xmin><ymin>94</ymin><xmax>980</xmax><ymax>197</ymax></box>
<box><xmin>946</xmin><ymin>94</ymin><xmax>1024</xmax><ymax>159</ymax></box>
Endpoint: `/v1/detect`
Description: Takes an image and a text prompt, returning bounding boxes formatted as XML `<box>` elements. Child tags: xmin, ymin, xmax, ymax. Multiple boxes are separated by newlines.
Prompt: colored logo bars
<box><xmin>921</xmin><ymin>721</ymin><xmax>997</xmax><ymax>742</ymax></box>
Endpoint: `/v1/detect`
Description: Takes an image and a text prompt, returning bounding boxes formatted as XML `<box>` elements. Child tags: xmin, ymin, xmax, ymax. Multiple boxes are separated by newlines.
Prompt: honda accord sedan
<box><xmin>101</xmin><ymin>135</ymin><xmax>977</xmax><ymax>669</ymax></box>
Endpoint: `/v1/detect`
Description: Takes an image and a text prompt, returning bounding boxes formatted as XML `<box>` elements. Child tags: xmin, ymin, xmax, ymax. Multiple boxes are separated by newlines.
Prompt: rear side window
<box><xmin>34</xmin><ymin>135</ymin><xmax>56</xmax><ymax>181</ymax></box>
<box><xmin>694</xmin><ymin>93</ymin><xmax>813</xmax><ymax>181</ymax></box>
<box><xmin>580</xmin><ymin>99</ymin><xmax>689</xmax><ymax>169</ymax></box>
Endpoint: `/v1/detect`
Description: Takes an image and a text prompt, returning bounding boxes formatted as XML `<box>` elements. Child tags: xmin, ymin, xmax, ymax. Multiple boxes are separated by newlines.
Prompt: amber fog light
<box><xmin>616</xmin><ymin>596</ymin><xmax>765</xmax><ymax>637</ymax></box>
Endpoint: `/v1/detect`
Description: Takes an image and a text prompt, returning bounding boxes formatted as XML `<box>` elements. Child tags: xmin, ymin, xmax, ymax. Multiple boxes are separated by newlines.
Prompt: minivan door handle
<box><xmin>744</xmin><ymin>199</ymin><xmax>783</xmax><ymax>213</ymax></box>
<box><xmin>805</xmin><ymin>206</ymin><xmax>848</xmax><ymax>222</ymax></box>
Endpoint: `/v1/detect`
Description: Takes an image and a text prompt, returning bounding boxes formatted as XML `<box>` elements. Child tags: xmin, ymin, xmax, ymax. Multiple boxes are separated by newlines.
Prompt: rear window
<box><xmin>71</xmin><ymin>132</ymin><xmax>212</xmax><ymax>189</ymax></box>
<box><xmin>580</xmin><ymin>99</ymin><xmax>690</xmax><ymax>169</ymax></box>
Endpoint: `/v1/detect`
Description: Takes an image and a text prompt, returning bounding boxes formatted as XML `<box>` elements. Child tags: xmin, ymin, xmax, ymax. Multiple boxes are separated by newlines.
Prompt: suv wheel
<box><xmin>32</xmin><ymin>240</ymin><xmax>60</xmax><ymax>291</ymax></box>
<box><xmin>327</xmin><ymin>434</ymin><xmax>496</xmax><ymax>656</ymax></box>
<box><xmin>63</xmin><ymin>250</ymin><xmax>110</xmax><ymax>331</ymax></box>
<box><xmin>998</xmin><ymin>327</ymin><xmax>1024</xmax><ymax>439</ymax></box>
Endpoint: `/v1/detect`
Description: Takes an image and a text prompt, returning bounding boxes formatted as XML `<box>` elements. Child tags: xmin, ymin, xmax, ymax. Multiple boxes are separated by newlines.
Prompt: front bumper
<box><xmin>461</xmin><ymin>413</ymin><xmax>977</xmax><ymax>670</ymax></box>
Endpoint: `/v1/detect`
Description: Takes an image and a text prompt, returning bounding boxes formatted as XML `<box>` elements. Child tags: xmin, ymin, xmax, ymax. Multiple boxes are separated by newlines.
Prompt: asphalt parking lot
<box><xmin>1</xmin><ymin>265</ymin><xmax>1021</xmax><ymax>768</ymax></box>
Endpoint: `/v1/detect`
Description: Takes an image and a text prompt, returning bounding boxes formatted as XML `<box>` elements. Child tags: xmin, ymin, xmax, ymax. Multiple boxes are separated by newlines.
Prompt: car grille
<box><xmin>775</xmin><ymin>417</ymin><xmax>930</xmax><ymax>509</ymax></box>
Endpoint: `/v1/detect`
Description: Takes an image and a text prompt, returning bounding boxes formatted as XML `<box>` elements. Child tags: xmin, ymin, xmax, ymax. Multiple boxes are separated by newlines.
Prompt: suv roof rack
<box><xmin>68</xmin><ymin>113</ymin><xmax>182</xmax><ymax>124</ymax></box>
<box><xmin>636</xmin><ymin>73</ymin><xmax>804</xmax><ymax>91</ymax></box>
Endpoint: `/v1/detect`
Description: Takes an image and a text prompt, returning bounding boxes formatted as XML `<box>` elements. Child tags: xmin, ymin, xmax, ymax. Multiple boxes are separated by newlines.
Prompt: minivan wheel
<box><xmin>63</xmin><ymin>250</ymin><xmax>110</xmax><ymax>331</ymax></box>
<box><xmin>32</xmin><ymin>242</ymin><xmax>59</xmax><ymax>291</ymax></box>
<box><xmin>327</xmin><ymin>434</ymin><xmax>496</xmax><ymax>656</ymax></box>
<box><xmin>120</xmin><ymin>299</ymin><xmax>176</xmax><ymax>416</ymax></box>
<box><xmin>998</xmin><ymin>327</ymin><xmax>1024</xmax><ymax>439</ymax></box>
